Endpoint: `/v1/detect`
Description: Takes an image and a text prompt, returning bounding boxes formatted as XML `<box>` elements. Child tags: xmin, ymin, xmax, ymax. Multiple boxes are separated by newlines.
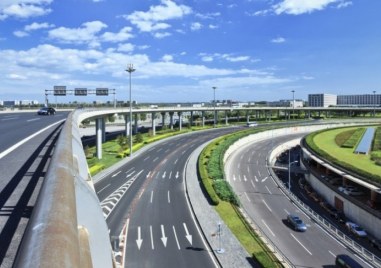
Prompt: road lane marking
<box><xmin>244</xmin><ymin>192</ymin><xmax>251</xmax><ymax>202</ymax></box>
<box><xmin>261</xmin><ymin>219</ymin><xmax>275</xmax><ymax>237</ymax></box>
<box><xmin>290</xmin><ymin>233</ymin><xmax>312</xmax><ymax>255</ymax></box>
<box><xmin>136</xmin><ymin>227</ymin><xmax>143</xmax><ymax>250</ymax></box>
<box><xmin>150</xmin><ymin>226</ymin><xmax>154</xmax><ymax>250</ymax></box>
<box><xmin>173</xmin><ymin>226</ymin><xmax>181</xmax><ymax>250</ymax></box>
<box><xmin>126</xmin><ymin>171</ymin><xmax>136</xmax><ymax>178</ymax></box>
<box><xmin>153</xmin><ymin>157</ymin><xmax>159</xmax><ymax>162</ymax></box>
<box><xmin>258</xmin><ymin>170</ymin><xmax>261</xmax><ymax>177</ymax></box>
<box><xmin>265</xmin><ymin>185</ymin><xmax>272</xmax><ymax>195</ymax></box>
<box><xmin>328</xmin><ymin>250</ymin><xmax>335</xmax><ymax>258</ymax></box>
<box><xmin>254</xmin><ymin>176</ymin><xmax>258</xmax><ymax>182</ymax></box>
<box><xmin>261</xmin><ymin>176</ymin><xmax>268</xmax><ymax>182</ymax></box>
<box><xmin>175</xmin><ymin>171</ymin><xmax>179</xmax><ymax>179</ymax></box>
<box><xmin>247</xmin><ymin>166</ymin><xmax>250</xmax><ymax>173</ymax></box>
<box><xmin>174</xmin><ymin>158</ymin><xmax>178</xmax><ymax>164</ymax></box>
<box><xmin>161</xmin><ymin>225</ymin><xmax>167</xmax><ymax>247</ymax></box>
<box><xmin>157</xmin><ymin>148</ymin><xmax>162</xmax><ymax>152</ymax></box>
<box><xmin>183</xmin><ymin>223</ymin><xmax>192</xmax><ymax>245</ymax></box>
<box><xmin>284</xmin><ymin>209</ymin><xmax>290</xmax><ymax>215</ymax></box>
<box><xmin>0</xmin><ymin>119</ymin><xmax>65</xmax><ymax>160</ymax></box>
<box><xmin>112</xmin><ymin>171</ymin><xmax>121</xmax><ymax>177</ymax></box>
<box><xmin>250</xmin><ymin>179</ymin><xmax>256</xmax><ymax>189</ymax></box>
<box><xmin>243</xmin><ymin>175</ymin><xmax>247</xmax><ymax>182</ymax></box>
<box><xmin>238</xmin><ymin>163</ymin><xmax>241</xmax><ymax>169</ymax></box>
<box><xmin>162</xmin><ymin>171</ymin><xmax>166</xmax><ymax>179</ymax></box>
<box><xmin>97</xmin><ymin>183</ymin><xmax>110</xmax><ymax>194</ymax></box>
<box><xmin>144</xmin><ymin>156</ymin><xmax>150</xmax><ymax>161</ymax></box>
<box><xmin>262</xmin><ymin>199</ymin><xmax>272</xmax><ymax>212</ymax></box>
<box><xmin>150</xmin><ymin>191</ymin><xmax>153</xmax><ymax>203</ymax></box>
<box><xmin>168</xmin><ymin>191</ymin><xmax>171</xmax><ymax>203</ymax></box>
<box><xmin>27</xmin><ymin>118</ymin><xmax>40</xmax><ymax>122</ymax></box>
<box><xmin>126</xmin><ymin>167</ymin><xmax>135</xmax><ymax>173</ymax></box>
<box><xmin>169</xmin><ymin>171</ymin><xmax>172</xmax><ymax>179</ymax></box>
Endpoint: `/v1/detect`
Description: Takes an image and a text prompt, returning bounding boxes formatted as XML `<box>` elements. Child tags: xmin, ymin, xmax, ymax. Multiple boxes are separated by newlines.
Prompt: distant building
<box><xmin>337</xmin><ymin>94</ymin><xmax>381</xmax><ymax>106</ymax></box>
<box><xmin>269</xmin><ymin>99</ymin><xmax>304</xmax><ymax>107</ymax></box>
<box><xmin>308</xmin><ymin>94</ymin><xmax>337</xmax><ymax>107</ymax></box>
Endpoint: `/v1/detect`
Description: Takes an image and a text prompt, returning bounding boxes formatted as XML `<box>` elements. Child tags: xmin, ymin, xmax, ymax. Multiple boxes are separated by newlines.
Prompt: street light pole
<box><xmin>291</xmin><ymin>90</ymin><xmax>295</xmax><ymax>120</ymax></box>
<box><xmin>373</xmin><ymin>90</ymin><xmax>376</xmax><ymax>117</ymax></box>
<box><xmin>212</xmin><ymin>86</ymin><xmax>217</xmax><ymax>127</ymax></box>
<box><xmin>288</xmin><ymin>148</ymin><xmax>298</xmax><ymax>192</ymax></box>
<box><xmin>126</xmin><ymin>64</ymin><xmax>136</xmax><ymax>158</ymax></box>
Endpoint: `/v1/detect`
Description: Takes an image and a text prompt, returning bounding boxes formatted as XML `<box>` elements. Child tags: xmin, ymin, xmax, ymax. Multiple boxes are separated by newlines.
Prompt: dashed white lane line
<box><xmin>262</xmin><ymin>199</ymin><xmax>272</xmax><ymax>212</ymax></box>
<box><xmin>261</xmin><ymin>219</ymin><xmax>275</xmax><ymax>237</ymax></box>
<box><xmin>290</xmin><ymin>233</ymin><xmax>312</xmax><ymax>255</ymax></box>
<box><xmin>244</xmin><ymin>192</ymin><xmax>251</xmax><ymax>202</ymax></box>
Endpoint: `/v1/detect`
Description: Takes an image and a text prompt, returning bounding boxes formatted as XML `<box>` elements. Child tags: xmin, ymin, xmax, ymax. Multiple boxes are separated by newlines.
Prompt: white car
<box><xmin>345</xmin><ymin>222</ymin><xmax>367</xmax><ymax>237</ymax></box>
<box><xmin>341</xmin><ymin>186</ymin><xmax>364</xmax><ymax>196</ymax></box>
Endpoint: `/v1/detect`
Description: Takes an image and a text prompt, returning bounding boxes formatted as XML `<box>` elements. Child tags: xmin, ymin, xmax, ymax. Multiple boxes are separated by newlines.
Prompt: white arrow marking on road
<box><xmin>112</xmin><ymin>171</ymin><xmax>121</xmax><ymax>177</ymax></box>
<box><xmin>175</xmin><ymin>171</ymin><xmax>179</xmax><ymax>179</ymax></box>
<box><xmin>136</xmin><ymin>227</ymin><xmax>143</xmax><ymax>250</ymax></box>
<box><xmin>162</xmin><ymin>171</ymin><xmax>166</xmax><ymax>179</ymax></box>
<box><xmin>161</xmin><ymin>225</ymin><xmax>168</xmax><ymax>247</ymax></box>
<box><xmin>183</xmin><ymin>223</ymin><xmax>193</xmax><ymax>245</ymax></box>
<box><xmin>261</xmin><ymin>176</ymin><xmax>268</xmax><ymax>183</ymax></box>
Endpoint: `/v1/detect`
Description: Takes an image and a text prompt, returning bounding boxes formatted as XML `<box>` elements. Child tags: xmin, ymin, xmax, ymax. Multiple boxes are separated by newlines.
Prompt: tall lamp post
<box><xmin>373</xmin><ymin>90</ymin><xmax>376</xmax><ymax>117</ymax></box>
<box><xmin>212</xmin><ymin>86</ymin><xmax>217</xmax><ymax>127</ymax></box>
<box><xmin>126</xmin><ymin>64</ymin><xmax>136</xmax><ymax>158</ymax></box>
<box><xmin>291</xmin><ymin>90</ymin><xmax>295</xmax><ymax>120</ymax></box>
<box><xmin>288</xmin><ymin>149</ymin><xmax>298</xmax><ymax>192</ymax></box>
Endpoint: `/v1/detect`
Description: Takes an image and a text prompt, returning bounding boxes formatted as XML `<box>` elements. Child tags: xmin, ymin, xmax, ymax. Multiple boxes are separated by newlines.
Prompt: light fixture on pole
<box><xmin>126</xmin><ymin>64</ymin><xmax>136</xmax><ymax>158</ymax></box>
<box><xmin>288</xmin><ymin>148</ymin><xmax>298</xmax><ymax>192</ymax></box>
<box><xmin>212</xmin><ymin>86</ymin><xmax>217</xmax><ymax>127</ymax></box>
<box><xmin>373</xmin><ymin>90</ymin><xmax>376</xmax><ymax>117</ymax></box>
<box><xmin>291</xmin><ymin>90</ymin><xmax>295</xmax><ymax>120</ymax></box>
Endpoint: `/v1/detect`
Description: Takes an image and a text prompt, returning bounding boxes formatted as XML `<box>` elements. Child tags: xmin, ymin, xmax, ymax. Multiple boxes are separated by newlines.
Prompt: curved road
<box><xmin>226</xmin><ymin>132</ymin><xmax>372</xmax><ymax>267</ymax></box>
<box><xmin>94</xmin><ymin>127</ymin><xmax>242</xmax><ymax>268</ymax></box>
<box><xmin>0</xmin><ymin>111</ymin><xmax>69</xmax><ymax>268</ymax></box>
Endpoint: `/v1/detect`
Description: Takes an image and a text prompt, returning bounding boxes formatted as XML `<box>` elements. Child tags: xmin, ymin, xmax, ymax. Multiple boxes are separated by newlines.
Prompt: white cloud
<box><xmin>271</xmin><ymin>37</ymin><xmax>286</xmax><ymax>43</ymax></box>
<box><xmin>209</xmin><ymin>24</ymin><xmax>218</xmax><ymax>29</ymax></box>
<box><xmin>200</xmin><ymin>53</ymin><xmax>251</xmax><ymax>63</ymax></box>
<box><xmin>201</xmin><ymin>56</ymin><xmax>213</xmax><ymax>62</ymax></box>
<box><xmin>126</xmin><ymin>0</ymin><xmax>192</xmax><ymax>36</ymax></box>
<box><xmin>255</xmin><ymin>0</ymin><xmax>352</xmax><ymax>16</ymax></box>
<box><xmin>190</xmin><ymin>22</ymin><xmax>202</xmax><ymax>31</ymax></box>
<box><xmin>153</xmin><ymin>32</ymin><xmax>171</xmax><ymax>39</ymax></box>
<box><xmin>48</xmin><ymin>21</ymin><xmax>107</xmax><ymax>46</ymax></box>
<box><xmin>117</xmin><ymin>43</ymin><xmax>135</xmax><ymax>52</ymax></box>
<box><xmin>195</xmin><ymin>12</ymin><xmax>221</xmax><ymax>20</ymax></box>
<box><xmin>0</xmin><ymin>0</ymin><xmax>52</xmax><ymax>20</ymax></box>
<box><xmin>101</xmin><ymin>27</ymin><xmax>134</xmax><ymax>43</ymax></box>
<box><xmin>161</xmin><ymin>54</ymin><xmax>173</xmax><ymax>62</ymax></box>
<box><xmin>25</xmin><ymin>22</ymin><xmax>54</xmax><ymax>31</ymax></box>
<box><xmin>14</xmin><ymin>30</ymin><xmax>29</xmax><ymax>37</ymax></box>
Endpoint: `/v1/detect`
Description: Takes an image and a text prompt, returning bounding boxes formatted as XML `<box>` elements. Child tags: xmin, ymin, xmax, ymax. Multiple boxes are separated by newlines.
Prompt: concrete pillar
<box><xmin>201</xmin><ymin>111</ymin><xmax>205</xmax><ymax>127</ymax></box>
<box><xmin>255</xmin><ymin>110</ymin><xmax>258</xmax><ymax>120</ymax></box>
<box><xmin>190</xmin><ymin>111</ymin><xmax>193</xmax><ymax>127</ymax></box>
<box><xmin>151</xmin><ymin>112</ymin><xmax>156</xmax><ymax>136</ymax></box>
<box><xmin>178</xmin><ymin>112</ymin><xmax>182</xmax><ymax>131</ymax></box>
<box><xmin>102</xmin><ymin>117</ymin><xmax>106</xmax><ymax>143</ymax></box>
<box><xmin>277</xmin><ymin>110</ymin><xmax>280</xmax><ymax>119</ymax></box>
<box><xmin>134</xmin><ymin>113</ymin><xmax>138</xmax><ymax>134</ymax></box>
<box><xmin>96</xmin><ymin>117</ymin><xmax>103</xmax><ymax>159</ymax></box>
<box><xmin>161</xmin><ymin>112</ymin><xmax>166</xmax><ymax>128</ymax></box>
<box><xmin>225</xmin><ymin>111</ymin><xmax>228</xmax><ymax>125</ymax></box>
<box><xmin>169</xmin><ymin>112</ymin><xmax>174</xmax><ymax>130</ymax></box>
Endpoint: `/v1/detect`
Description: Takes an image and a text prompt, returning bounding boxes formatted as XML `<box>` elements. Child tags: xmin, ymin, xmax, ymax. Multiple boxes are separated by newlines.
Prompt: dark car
<box><xmin>335</xmin><ymin>254</ymin><xmax>363</xmax><ymax>268</ymax></box>
<box><xmin>37</xmin><ymin>107</ymin><xmax>56</xmax><ymax>115</ymax></box>
<box><xmin>287</xmin><ymin>214</ymin><xmax>307</xmax><ymax>232</ymax></box>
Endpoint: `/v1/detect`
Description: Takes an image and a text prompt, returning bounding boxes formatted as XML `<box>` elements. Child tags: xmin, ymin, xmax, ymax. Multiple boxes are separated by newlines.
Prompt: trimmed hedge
<box><xmin>89</xmin><ymin>164</ymin><xmax>105</xmax><ymax>176</ymax></box>
<box><xmin>341</xmin><ymin>127</ymin><xmax>365</xmax><ymax>148</ymax></box>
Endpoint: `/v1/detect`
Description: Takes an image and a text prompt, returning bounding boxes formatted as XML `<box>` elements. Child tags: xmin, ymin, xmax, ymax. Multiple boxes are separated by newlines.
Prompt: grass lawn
<box><xmin>313</xmin><ymin>126</ymin><xmax>381</xmax><ymax>175</ymax></box>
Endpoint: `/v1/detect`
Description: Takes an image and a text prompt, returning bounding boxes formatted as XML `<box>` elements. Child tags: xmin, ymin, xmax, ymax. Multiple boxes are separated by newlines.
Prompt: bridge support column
<box><xmin>190</xmin><ymin>111</ymin><xmax>193</xmax><ymax>127</ymax></box>
<box><xmin>161</xmin><ymin>112</ymin><xmax>166</xmax><ymax>128</ymax></box>
<box><xmin>134</xmin><ymin>113</ymin><xmax>138</xmax><ymax>134</ymax></box>
<box><xmin>225</xmin><ymin>111</ymin><xmax>229</xmax><ymax>125</ymax></box>
<box><xmin>246</xmin><ymin>111</ymin><xmax>250</xmax><ymax>124</ymax></box>
<box><xmin>124</xmin><ymin>114</ymin><xmax>130</xmax><ymax>137</ymax></box>
<box><xmin>96</xmin><ymin>117</ymin><xmax>103</xmax><ymax>159</ymax></box>
<box><xmin>102</xmin><ymin>117</ymin><xmax>106</xmax><ymax>142</ymax></box>
<box><xmin>201</xmin><ymin>111</ymin><xmax>205</xmax><ymax>127</ymax></box>
<box><xmin>151</xmin><ymin>112</ymin><xmax>156</xmax><ymax>136</ymax></box>
<box><xmin>178</xmin><ymin>112</ymin><xmax>182</xmax><ymax>131</ymax></box>
<box><xmin>169</xmin><ymin>112</ymin><xmax>174</xmax><ymax>130</ymax></box>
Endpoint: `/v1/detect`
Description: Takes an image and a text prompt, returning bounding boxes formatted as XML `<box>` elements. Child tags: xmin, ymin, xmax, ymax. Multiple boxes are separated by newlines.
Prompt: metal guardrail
<box><xmin>13</xmin><ymin>111</ymin><xmax>114</xmax><ymax>268</ymax></box>
<box><xmin>268</xmin><ymin>148</ymin><xmax>381</xmax><ymax>268</ymax></box>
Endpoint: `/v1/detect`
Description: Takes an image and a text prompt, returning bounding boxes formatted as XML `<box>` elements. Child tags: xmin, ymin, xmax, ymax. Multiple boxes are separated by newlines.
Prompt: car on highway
<box><xmin>37</xmin><ymin>107</ymin><xmax>56</xmax><ymax>115</ymax></box>
<box><xmin>287</xmin><ymin>214</ymin><xmax>307</xmax><ymax>232</ymax></box>
<box><xmin>246</xmin><ymin>122</ymin><xmax>258</xmax><ymax>127</ymax></box>
<box><xmin>338</xmin><ymin>185</ymin><xmax>364</xmax><ymax>196</ymax></box>
<box><xmin>345</xmin><ymin>222</ymin><xmax>367</xmax><ymax>238</ymax></box>
<box><xmin>335</xmin><ymin>254</ymin><xmax>363</xmax><ymax>268</ymax></box>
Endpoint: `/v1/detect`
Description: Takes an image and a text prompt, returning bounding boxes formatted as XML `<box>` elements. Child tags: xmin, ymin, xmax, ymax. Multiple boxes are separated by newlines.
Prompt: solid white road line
<box><xmin>0</xmin><ymin>119</ymin><xmax>65</xmax><ymax>160</ymax></box>
<box><xmin>328</xmin><ymin>250</ymin><xmax>335</xmax><ymax>258</ymax></box>
<box><xmin>290</xmin><ymin>233</ymin><xmax>312</xmax><ymax>255</ymax></box>
<box><xmin>112</xmin><ymin>171</ymin><xmax>121</xmax><ymax>177</ymax></box>
<box><xmin>262</xmin><ymin>199</ymin><xmax>272</xmax><ymax>212</ymax></box>
<box><xmin>150</xmin><ymin>191</ymin><xmax>154</xmax><ymax>203</ymax></box>
<box><xmin>168</xmin><ymin>191</ymin><xmax>170</xmax><ymax>203</ymax></box>
<box><xmin>173</xmin><ymin>226</ymin><xmax>181</xmax><ymax>250</ymax></box>
<box><xmin>150</xmin><ymin>226</ymin><xmax>154</xmax><ymax>250</ymax></box>
<box><xmin>97</xmin><ymin>183</ymin><xmax>110</xmax><ymax>194</ymax></box>
<box><xmin>261</xmin><ymin>219</ymin><xmax>275</xmax><ymax>237</ymax></box>
<box><xmin>265</xmin><ymin>185</ymin><xmax>272</xmax><ymax>195</ymax></box>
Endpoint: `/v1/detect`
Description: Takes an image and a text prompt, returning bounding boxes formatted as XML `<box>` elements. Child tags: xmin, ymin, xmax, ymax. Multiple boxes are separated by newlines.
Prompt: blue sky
<box><xmin>0</xmin><ymin>0</ymin><xmax>380</xmax><ymax>104</ymax></box>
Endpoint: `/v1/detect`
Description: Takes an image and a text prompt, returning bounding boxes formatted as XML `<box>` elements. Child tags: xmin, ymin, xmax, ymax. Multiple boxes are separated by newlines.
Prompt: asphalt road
<box><xmin>225</xmin><ymin>132</ymin><xmax>372</xmax><ymax>268</ymax></box>
<box><xmin>0</xmin><ymin>111</ymin><xmax>69</xmax><ymax>268</ymax></box>
<box><xmin>94</xmin><ymin>127</ymin><xmax>242</xmax><ymax>268</ymax></box>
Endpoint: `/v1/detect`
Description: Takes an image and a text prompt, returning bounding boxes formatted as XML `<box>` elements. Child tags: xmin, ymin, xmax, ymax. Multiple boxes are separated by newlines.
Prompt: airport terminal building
<box><xmin>308</xmin><ymin>93</ymin><xmax>381</xmax><ymax>107</ymax></box>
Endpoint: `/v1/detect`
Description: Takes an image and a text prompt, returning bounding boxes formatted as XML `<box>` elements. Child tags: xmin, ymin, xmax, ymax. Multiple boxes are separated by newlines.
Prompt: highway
<box><xmin>94</xmin><ymin>127</ymin><xmax>242</xmax><ymax>268</ymax></box>
<box><xmin>0</xmin><ymin>111</ymin><xmax>69</xmax><ymax>267</ymax></box>
<box><xmin>225</xmin><ymin>132</ymin><xmax>372</xmax><ymax>267</ymax></box>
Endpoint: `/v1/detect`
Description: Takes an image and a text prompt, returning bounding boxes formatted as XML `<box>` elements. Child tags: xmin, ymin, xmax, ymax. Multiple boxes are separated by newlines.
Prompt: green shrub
<box><xmin>341</xmin><ymin>128</ymin><xmax>365</xmax><ymax>148</ymax></box>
